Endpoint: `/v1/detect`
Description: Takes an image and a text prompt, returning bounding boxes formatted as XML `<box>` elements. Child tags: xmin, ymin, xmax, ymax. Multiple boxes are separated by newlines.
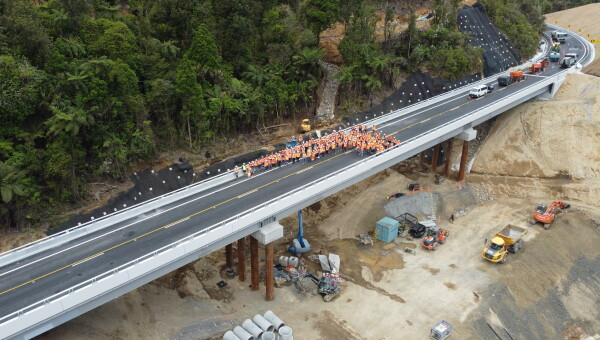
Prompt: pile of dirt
<box><xmin>471</xmin><ymin>73</ymin><xmax>600</xmax><ymax>204</ymax></box>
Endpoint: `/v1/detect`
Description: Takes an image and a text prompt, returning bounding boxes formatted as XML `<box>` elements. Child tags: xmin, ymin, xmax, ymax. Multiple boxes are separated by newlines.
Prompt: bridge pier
<box><xmin>431</xmin><ymin>144</ymin><xmax>440</xmax><ymax>173</ymax></box>
<box><xmin>419</xmin><ymin>151</ymin><xmax>425</xmax><ymax>167</ymax></box>
<box><xmin>252</xmin><ymin>222</ymin><xmax>284</xmax><ymax>301</ymax></box>
<box><xmin>225</xmin><ymin>243</ymin><xmax>234</xmax><ymax>269</ymax></box>
<box><xmin>237</xmin><ymin>237</ymin><xmax>246</xmax><ymax>282</ymax></box>
<box><xmin>456</xmin><ymin>128</ymin><xmax>477</xmax><ymax>182</ymax></box>
<box><xmin>444</xmin><ymin>138</ymin><xmax>453</xmax><ymax>178</ymax></box>
<box><xmin>265</xmin><ymin>243</ymin><xmax>274</xmax><ymax>301</ymax></box>
<box><xmin>250</xmin><ymin>237</ymin><xmax>259</xmax><ymax>291</ymax></box>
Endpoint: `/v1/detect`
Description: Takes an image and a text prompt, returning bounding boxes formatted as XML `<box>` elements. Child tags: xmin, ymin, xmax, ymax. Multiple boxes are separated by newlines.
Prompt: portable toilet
<box><xmin>375</xmin><ymin>217</ymin><xmax>399</xmax><ymax>243</ymax></box>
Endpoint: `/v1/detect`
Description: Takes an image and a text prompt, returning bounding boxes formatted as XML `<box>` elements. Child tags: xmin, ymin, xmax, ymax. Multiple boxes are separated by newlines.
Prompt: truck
<box><xmin>560</xmin><ymin>57</ymin><xmax>576</xmax><ymax>68</ymax></box>
<box><xmin>481</xmin><ymin>225</ymin><xmax>527</xmax><ymax>264</ymax></box>
<box><xmin>552</xmin><ymin>31</ymin><xmax>568</xmax><ymax>43</ymax></box>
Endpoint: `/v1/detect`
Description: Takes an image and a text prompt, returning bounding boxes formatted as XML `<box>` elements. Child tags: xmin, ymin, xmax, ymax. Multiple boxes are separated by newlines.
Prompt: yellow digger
<box><xmin>299</xmin><ymin>115</ymin><xmax>327</xmax><ymax>133</ymax></box>
<box><xmin>300</xmin><ymin>119</ymin><xmax>312</xmax><ymax>132</ymax></box>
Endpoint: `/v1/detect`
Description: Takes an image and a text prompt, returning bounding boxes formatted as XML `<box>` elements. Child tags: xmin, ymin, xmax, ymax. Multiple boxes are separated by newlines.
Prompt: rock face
<box><xmin>316</xmin><ymin>62</ymin><xmax>340</xmax><ymax>119</ymax></box>
<box><xmin>473</xmin><ymin>74</ymin><xmax>600</xmax><ymax>180</ymax></box>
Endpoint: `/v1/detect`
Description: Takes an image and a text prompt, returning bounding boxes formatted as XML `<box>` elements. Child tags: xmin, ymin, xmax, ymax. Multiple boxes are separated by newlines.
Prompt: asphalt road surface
<box><xmin>0</xmin><ymin>29</ymin><xmax>589</xmax><ymax>319</ymax></box>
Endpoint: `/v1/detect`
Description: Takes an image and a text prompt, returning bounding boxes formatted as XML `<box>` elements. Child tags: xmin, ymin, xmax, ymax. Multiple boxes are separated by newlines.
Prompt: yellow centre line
<box><xmin>1</xmin><ymin>90</ymin><xmax>493</xmax><ymax>297</ymax></box>
<box><xmin>0</xmin><ymin>152</ymin><xmax>349</xmax><ymax>297</ymax></box>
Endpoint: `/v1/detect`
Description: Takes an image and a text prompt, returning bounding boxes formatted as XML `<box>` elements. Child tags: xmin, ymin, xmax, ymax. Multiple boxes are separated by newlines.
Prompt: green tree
<box><xmin>0</xmin><ymin>0</ymin><xmax>51</xmax><ymax>65</ymax></box>
<box><xmin>0</xmin><ymin>161</ymin><xmax>27</xmax><ymax>229</ymax></box>
<box><xmin>184</xmin><ymin>25</ymin><xmax>222</xmax><ymax>70</ymax></box>
<box><xmin>302</xmin><ymin>0</ymin><xmax>340</xmax><ymax>34</ymax></box>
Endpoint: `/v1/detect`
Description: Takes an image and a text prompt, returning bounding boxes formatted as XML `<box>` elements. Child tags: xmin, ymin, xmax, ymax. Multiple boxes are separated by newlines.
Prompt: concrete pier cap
<box><xmin>252</xmin><ymin>222</ymin><xmax>284</xmax><ymax>245</ymax></box>
<box><xmin>456</xmin><ymin>128</ymin><xmax>477</xmax><ymax>141</ymax></box>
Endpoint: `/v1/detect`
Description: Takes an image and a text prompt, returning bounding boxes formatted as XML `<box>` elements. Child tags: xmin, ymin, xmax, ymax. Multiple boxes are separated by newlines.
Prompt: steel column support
<box><xmin>419</xmin><ymin>151</ymin><xmax>425</xmax><ymax>166</ymax></box>
<box><xmin>444</xmin><ymin>138</ymin><xmax>453</xmax><ymax>178</ymax></box>
<box><xmin>431</xmin><ymin>144</ymin><xmax>440</xmax><ymax>173</ymax></box>
<box><xmin>237</xmin><ymin>237</ymin><xmax>246</xmax><ymax>282</ymax></box>
<box><xmin>458</xmin><ymin>140</ymin><xmax>469</xmax><ymax>182</ymax></box>
<box><xmin>250</xmin><ymin>237</ymin><xmax>259</xmax><ymax>291</ymax></box>
<box><xmin>265</xmin><ymin>243</ymin><xmax>274</xmax><ymax>301</ymax></box>
<box><xmin>225</xmin><ymin>243</ymin><xmax>234</xmax><ymax>269</ymax></box>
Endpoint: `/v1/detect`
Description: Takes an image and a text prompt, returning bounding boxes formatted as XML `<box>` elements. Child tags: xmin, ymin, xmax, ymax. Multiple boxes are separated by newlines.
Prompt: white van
<box><xmin>469</xmin><ymin>84</ymin><xmax>493</xmax><ymax>98</ymax></box>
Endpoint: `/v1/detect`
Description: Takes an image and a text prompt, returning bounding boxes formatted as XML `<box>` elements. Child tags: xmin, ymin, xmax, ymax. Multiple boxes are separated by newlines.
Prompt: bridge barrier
<box><xmin>0</xmin><ymin>171</ymin><xmax>237</xmax><ymax>267</ymax></box>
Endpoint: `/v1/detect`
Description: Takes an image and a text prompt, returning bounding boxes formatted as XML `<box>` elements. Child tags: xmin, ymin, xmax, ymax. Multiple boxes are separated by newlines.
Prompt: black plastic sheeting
<box><xmin>458</xmin><ymin>3</ymin><xmax>522</xmax><ymax>76</ymax></box>
<box><xmin>343</xmin><ymin>71</ymin><xmax>482</xmax><ymax>126</ymax></box>
<box><xmin>49</xmin><ymin>162</ymin><xmax>194</xmax><ymax>235</ymax></box>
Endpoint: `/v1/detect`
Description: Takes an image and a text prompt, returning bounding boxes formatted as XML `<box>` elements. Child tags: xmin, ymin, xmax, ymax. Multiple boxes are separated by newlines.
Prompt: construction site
<box><xmin>0</xmin><ymin>3</ymin><xmax>597</xmax><ymax>340</ymax></box>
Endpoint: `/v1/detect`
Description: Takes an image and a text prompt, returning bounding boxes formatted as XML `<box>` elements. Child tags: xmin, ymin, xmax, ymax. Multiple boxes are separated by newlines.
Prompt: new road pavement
<box><xmin>0</xmin><ymin>30</ymin><xmax>589</xmax><ymax>319</ymax></box>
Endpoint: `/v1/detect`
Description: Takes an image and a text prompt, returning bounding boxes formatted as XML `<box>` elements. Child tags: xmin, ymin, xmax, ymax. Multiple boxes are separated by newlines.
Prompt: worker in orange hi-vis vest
<box><xmin>247</xmin><ymin>165</ymin><xmax>252</xmax><ymax>177</ymax></box>
<box><xmin>234</xmin><ymin>165</ymin><xmax>239</xmax><ymax>178</ymax></box>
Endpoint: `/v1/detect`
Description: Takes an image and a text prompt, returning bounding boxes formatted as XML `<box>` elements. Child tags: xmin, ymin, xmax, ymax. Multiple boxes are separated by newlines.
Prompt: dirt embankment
<box><xmin>471</xmin><ymin>73</ymin><xmax>600</xmax><ymax>206</ymax></box>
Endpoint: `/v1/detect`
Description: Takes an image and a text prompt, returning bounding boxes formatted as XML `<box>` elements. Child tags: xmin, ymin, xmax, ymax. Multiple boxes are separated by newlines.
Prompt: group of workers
<box><xmin>234</xmin><ymin>125</ymin><xmax>400</xmax><ymax>178</ymax></box>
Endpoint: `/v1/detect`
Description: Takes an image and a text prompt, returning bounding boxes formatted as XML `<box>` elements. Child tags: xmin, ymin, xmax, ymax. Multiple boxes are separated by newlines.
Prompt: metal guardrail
<box><xmin>0</xmin><ymin>170</ymin><xmax>237</xmax><ymax>266</ymax></box>
<box><xmin>1</xmin><ymin>26</ymin><xmax>594</xmax><ymax>340</ymax></box>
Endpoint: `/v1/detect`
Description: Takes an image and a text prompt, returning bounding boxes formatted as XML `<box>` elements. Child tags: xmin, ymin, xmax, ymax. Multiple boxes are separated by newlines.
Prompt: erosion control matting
<box><xmin>49</xmin><ymin>162</ymin><xmax>194</xmax><ymax>235</ymax></box>
<box><xmin>458</xmin><ymin>3</ymin><xmax>522</xmax><ymax>76</ymax></box>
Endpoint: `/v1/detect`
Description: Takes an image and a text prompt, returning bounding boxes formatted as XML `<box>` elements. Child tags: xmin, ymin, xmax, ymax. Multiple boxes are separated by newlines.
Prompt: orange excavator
<box><xmin>532</xmin><ymin>201</ymin><xmax>570</xmax><ymax>229</ymax></box>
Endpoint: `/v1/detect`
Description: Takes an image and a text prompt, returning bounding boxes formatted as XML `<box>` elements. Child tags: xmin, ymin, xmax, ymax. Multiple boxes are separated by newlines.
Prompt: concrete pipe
<box><xmin>278</xmin><ymin>326</ymin><xmax>293</xmax><ymax>340</ymax></box>
<box><xmin>233</xmin><ymin>326</ymin><xmax>253</xmax><ymax>340</ymax></box>
<box><xmin>253</xmin><ymin>314</ymin><xmax>274</xmax><ymax>332</ymax></box>
<box><xmin>223</xmin><ymin>330</ymin><xmax>241</xmax><ymax>340</ymax></box>
<box><xmin>242</xmin><ymin>319</ymin><xmax>264</xmax><ymax>339</ymax></box>
<box><xmin>261</xmin><ymin>331</ymin><xmax>276</xmax><ymax>340</ymax></box>
<box><xmin>263</xmin><ymin>310</ymin><xmax>285</xmax><ymax>331</ymax></box>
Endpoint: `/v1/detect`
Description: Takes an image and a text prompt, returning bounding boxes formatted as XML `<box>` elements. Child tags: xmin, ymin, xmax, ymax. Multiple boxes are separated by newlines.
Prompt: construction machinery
<box><xmin>561</xmin><ymin>57</ymin><xmax>576</xmax><ymax>68</ymax></box>
<box><xmin>481</xmin><ymin>225</ymin><xmax>526</xmax><ymax>264</ymax></box>
<box><xmin>420</xmin><ymin>226</ymin><xmax>449</xmax><ymax>251</ymax></box>
<box><xmin>509</xmin><ymin>70</ymin><xmax>525</xmax><ymax>83</ymax></box>
<box><xmin>386</xmin><ymin>192</ymin><xmax>405</xmax><ymax>200</ymax></box>
<box><xmin>395</xmin><ymin>213</ymin><xmax>427</xmax><ymax>238</ymax></box>
<box><xmin>529</xmin><ymin>62</ymin><xmax>543</xmax><ymax>74</ymax></box>
<box><xmin>408</xmin><ymin>183</ymin><xmax>421</xmax><ymax>191</ymax></box>
<box><xmin>532</xmin><ymin>201</ymin><xmax>570</xmax><ymax>229</ymax></box>
<box><xmin>300</xmin><ymin>119</ymin><xmax>312</xmax><ymax>133</ymax></box>
<box><xmin>551</xmin><ymin>42</ymin><xmax>561</xmax><ymax>53</ymax></box>
<box><xmin>288</xmin><ymin>210</ymin><xmax>311</xmax><ymax>255</ymax></box>
<box><xmin>301</xmin><ymin>273</ymin><xmax>341</xmax><ymax>302</ymax></box>
<box><xmin>299</xmin><ymin>114</ymin><xmax>327</xmax><ymax>133</ymax></box>
<box><xmin>430</xmin><ymin>320</ymin><xmax>453</xmax><ymax>340</ymax></box>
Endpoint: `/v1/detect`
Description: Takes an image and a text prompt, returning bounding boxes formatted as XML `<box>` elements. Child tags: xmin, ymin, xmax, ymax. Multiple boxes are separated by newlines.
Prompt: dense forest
<box><xmin>0</xmin><ymin>0</ymin><xmax>545</xmax><ymax>230</ymax></box>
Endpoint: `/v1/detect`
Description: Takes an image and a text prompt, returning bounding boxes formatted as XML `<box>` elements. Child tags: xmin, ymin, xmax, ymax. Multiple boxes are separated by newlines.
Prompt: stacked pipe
<box><xmin>222</xmin><ymin>310</ymin><xmax>291</xmax><ymax>340</ymax></box>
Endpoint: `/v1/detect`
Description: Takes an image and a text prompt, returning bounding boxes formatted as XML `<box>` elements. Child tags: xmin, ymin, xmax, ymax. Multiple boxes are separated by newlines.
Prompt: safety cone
<box><xmin>427</xmin><ymin>187</ymin><xmax>431</xmax><ymax>192</ymax></box>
